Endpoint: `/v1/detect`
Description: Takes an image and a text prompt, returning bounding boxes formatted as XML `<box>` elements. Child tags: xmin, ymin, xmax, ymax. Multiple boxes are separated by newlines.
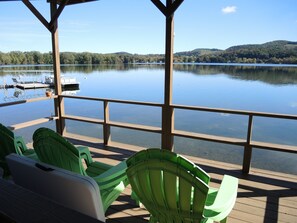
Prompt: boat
<box><xmin>44</xmin><ymin>75</ymin><xmax>80</xmax><ymax>89</ymax></box>
<box><xmin>11</xmin><ymin>75</ymin><xmax>79</xmax><ymax>90</ymax></box>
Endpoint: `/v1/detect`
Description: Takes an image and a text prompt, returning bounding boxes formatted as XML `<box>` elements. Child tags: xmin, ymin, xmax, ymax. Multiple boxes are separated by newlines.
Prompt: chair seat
<box><xmin>86</xmin><ymin>161</ymin><xmax>112</xmax><ymax>177</ymax></box>
<box><xmin>100</xmin><ymin>180</ymin><xmax>125</xmax><ymax>212</ymax></box>
<box><xmin>23</xmin><ymin>149</ymin><xmax>38</xmax><ymax>159</ymax></box>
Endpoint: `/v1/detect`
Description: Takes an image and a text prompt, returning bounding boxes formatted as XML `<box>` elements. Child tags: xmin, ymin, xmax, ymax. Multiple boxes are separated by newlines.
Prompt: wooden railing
<box><xmin>59</xmin><ymin>95</ymin><xmax>297</xmax><ymax>173</ymax></box>
<box><xmin>0</xmin><ymin>96</ymin><xmax>59</xmax><ymax>130</ymax></box>
<box><xmin>60</xmin><ymin>95</ymin><xmax>163</xmax><ymax>145</ymax></box>
<box><xmin>171</xmin><ymin>104</ymin><xmax>297</xmax><ymax>173</ymax></box>
<box><xmin>1</xmin><ymin>94</ymin><xmax>297</xmax><ymax>173</ymax></box>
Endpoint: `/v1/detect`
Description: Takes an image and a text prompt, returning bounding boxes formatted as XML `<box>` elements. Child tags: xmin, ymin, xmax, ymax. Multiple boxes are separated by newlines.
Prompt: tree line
<box><xmin>1</xmin><ymin>41</ymin><xmax>297</xmax><ymax>65</ymax></box>
<box><xmin>0</xmin><ymin>51</ymin><xmax>165</xmax><ymax>65</ymax></box>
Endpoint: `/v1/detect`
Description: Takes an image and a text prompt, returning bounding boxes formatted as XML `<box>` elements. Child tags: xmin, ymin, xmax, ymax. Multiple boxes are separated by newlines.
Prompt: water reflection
<box><xmin>173</xmin><ymin>64</ymin><xmax>297</xmax><ymax>85</ymax></box>
<box><xmin>1</xmin><ymin>64</ymin><xmax>297</xmax><ymax>174</ymax></box>
<box><xmin>2</xmin><ymin>63</ymin><xmax>297</xmax><ymax>85</ymax></box>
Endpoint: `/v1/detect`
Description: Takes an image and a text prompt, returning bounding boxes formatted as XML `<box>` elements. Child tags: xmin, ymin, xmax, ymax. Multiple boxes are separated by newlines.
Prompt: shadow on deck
<box><xmin>67</xmin><ymin>136</ymin><xmax>297</xmax><ymax>223</ymax></box>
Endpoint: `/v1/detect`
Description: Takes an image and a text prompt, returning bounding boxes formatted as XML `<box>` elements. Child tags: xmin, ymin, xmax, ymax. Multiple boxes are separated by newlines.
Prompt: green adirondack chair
<box><xmin>126</xmin><ymin>148</ymin><xmax>238</xmax><ymax>223</ymax></box>
<box><xmin>0</xmin><ymin>123</ymin><xmax>37</xmax><ymax>178</ymax></box>
<box><xmin>32</xmin><ymin>127</ymin><xmax>128</xmax><ymax>212</ymax></box>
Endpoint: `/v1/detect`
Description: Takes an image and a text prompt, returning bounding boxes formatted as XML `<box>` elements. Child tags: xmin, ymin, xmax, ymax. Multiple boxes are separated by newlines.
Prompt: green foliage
<box><xmin>220</xmin><ymin>40</ymin><xmax>297</xmax><ymax>64</ymax></box>
<box><xmin>0</xmin><ymin>40</ymin><xmax>296</xmax><ymax>65</ymax></box>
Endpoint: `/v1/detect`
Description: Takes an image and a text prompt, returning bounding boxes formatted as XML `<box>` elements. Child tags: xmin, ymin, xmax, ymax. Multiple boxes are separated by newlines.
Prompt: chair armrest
<box><xmin>205</xmin><ymin>175</ymin><xmax>238</xmax><ymax>213</ymax></box>
<box><xmin>15</xmin><ymin>136</ymin><xmax>29</xmax><ymax>154</ymax></box>
<box><xmin>94</xmin><ymin>160</ymin><xmax>128</xmax><ymax>190</ymax></box>
<box><xmin>77</xmin><ymin>146</ymin><xmax>93</xmax><ymax>166</ymax></box>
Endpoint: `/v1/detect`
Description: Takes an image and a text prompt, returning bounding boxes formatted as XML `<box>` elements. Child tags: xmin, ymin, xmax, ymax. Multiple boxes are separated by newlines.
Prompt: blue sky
<box><xmin>0</xmin><ymin>0</ymin><xmax>296</xmax><ymax>54</ymax></box>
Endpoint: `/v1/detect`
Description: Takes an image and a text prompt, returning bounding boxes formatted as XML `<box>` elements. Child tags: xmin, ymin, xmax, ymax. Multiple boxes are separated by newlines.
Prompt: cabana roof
<box><xmin>48</xmin><ymin>0</ymin><xmax>98</xmax><ymax>5</ymax></box>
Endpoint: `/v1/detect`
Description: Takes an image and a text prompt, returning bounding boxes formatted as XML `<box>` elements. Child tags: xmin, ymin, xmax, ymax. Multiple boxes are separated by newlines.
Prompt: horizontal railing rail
<box><xmin>171</xmin><ymin>104</ymin><xmax>297</xmax><ymax>173</ymax></box>
<box><xmin>1</xmin><ymin>94</ymin><xmax>296</xmax><ymax>173</ymax></box>
<box><xmin>61</xmin><ymin>95</ymin><xmax>163</xmax><ymax>107</ymax></box>
<box><xmin>0</xmin><ymin>96</ymin><xmax>57</xmax><ymax>108</ymax></box>
<box><xmin>60</xmin><ymin>95</ymin><xmax>297</xmax><ymax>173</ymax></box>
<box><xmin>60</xmin><ymin>95</ymin><xmax>163</xmax><ymax>145</ymax></box>
<box><xmin>173</xmin><ymin>104</ymin><xmax>297</xmax><ymax>120</ymax></box>
<box><xmin>0</xmin><ymin>96</ymin><xmax>59</xmax><ymax>130</ymax></box>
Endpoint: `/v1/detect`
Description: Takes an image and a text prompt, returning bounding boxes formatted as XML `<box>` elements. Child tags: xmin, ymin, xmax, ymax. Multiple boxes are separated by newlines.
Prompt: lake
<box><xmin>1</xmin><ymin>63</ymin><xmax>297</xmax><ymax>174</ymax></box>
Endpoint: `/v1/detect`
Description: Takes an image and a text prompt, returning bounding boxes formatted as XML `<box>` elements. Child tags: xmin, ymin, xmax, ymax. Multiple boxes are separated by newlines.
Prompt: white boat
<box><xmin>44</xmin><ymin>75</ymin><xmax>79</xmax><ymax>88</ymax></box>
<box><xmin>11</xmin><ymin>74</ymin><xmax>79</xmax><ymax>89</ymax></box>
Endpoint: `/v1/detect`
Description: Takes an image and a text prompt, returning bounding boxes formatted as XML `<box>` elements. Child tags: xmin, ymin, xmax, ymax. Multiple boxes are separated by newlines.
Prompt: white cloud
<box><xmin>222</xmin><ymin>6</ymin><xmax>237</xmax><ymax>14</ymax></box>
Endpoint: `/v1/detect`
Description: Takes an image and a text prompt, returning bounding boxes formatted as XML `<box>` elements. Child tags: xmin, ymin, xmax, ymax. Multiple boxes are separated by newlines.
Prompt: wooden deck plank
<box><xmin>8</xmin><ymin>116</ymin><xmax>58</xmax><ymax>130</ymax></box>
<box><xmin>64</xmin><ymin>137</ymin><xmax>297</xmax><ymax>223</ymax></box>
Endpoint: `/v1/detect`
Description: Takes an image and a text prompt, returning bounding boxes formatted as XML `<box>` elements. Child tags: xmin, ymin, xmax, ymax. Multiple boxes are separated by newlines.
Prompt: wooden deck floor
<box><xmin>67</xmin><ymin>136</ymin><xmax>297</xmax><ymax>223</ymax></box>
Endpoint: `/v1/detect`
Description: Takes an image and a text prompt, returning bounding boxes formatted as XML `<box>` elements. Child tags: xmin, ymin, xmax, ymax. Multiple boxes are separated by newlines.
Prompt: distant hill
<box><xmin>225</xmin><ymin>40</ymin><xmax>297</xmax><ymax>51</ymax></box>
<box><xmin>174</xmin><ymin>40</ymin><xmax>297</xmax><ymax>64</ymax></box>
<box><xmin>175</xmin><ymin>48</ymin><xmax>222</xmax><ymax>57</ymax></box>
<box><xmin>113</xmin><ymin>52</ymin><xmax>132</xmax><ymax>55</ymax></box>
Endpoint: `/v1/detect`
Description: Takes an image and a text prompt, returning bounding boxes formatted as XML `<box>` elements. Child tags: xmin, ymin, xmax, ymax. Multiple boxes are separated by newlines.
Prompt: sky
<box><xmin>0</xmin><ymin>0</ymin><xmax>296</xmax><ymax>54</ymax></box>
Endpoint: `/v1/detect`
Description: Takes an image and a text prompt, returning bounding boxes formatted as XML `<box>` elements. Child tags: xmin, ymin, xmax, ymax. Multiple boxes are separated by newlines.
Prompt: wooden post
<box><xmin>23</xmin><ymin>0</ymin><xmax>67</xmax><ymax>135</ymax></box>
<box><xmin>50</xmin><ymin>1</ymin><xmax>65</xmax><ymax>135</ymax></box>
<box><xmin>152</xmin><ymin>0</ymin><xmax>184</xmax><ymax>151</ymax></box>
<box><xmin>243</xmin><ymin>115</ymin><xmax>253</xmax><ymax>174</ymax></box>
<box><xmin>103</xmin><ymin>101</ymin><xmax>111</xmax><ymax>145</ymax></box>
<box><xmin>162</xmin><ymin>4</ymin><xmax>174</xmax><ymax>151</ymax></box>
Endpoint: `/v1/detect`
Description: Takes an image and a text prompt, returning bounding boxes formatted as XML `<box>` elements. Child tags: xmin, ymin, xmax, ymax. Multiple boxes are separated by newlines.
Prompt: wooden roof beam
<box><xmin>22</xmin><ymin>0</ymin><xmax>69</xmax><ymax>32</ymax></box>
<box><xmin>151</xmin><ymin>0</ymin><xmax>184</xmax><ymax>17</ymax></box>
<box><xmin>22</xmin><ymin>0</ymin><xmax>49</xmax><ymax>30</ymax></box>
<box><xmin>48</xmin><ymin>0</ymin><xmax>69</xmax><ymax>31</ymax></box>
<box><xmin>168</xmin><ymin>0</ymin><xmax>184</xmax><ymax>17</ymax></box>
<box><xmin>151</xmin><ymin>0</ymin><xmax>167</xmax><ymax>16</ymax></box>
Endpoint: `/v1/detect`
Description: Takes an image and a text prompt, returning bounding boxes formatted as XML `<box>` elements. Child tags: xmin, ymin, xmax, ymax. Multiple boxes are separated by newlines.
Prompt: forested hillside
<box><xmin>0</xmin><ymin>40</ymin><xmax>296</xmax><ymax>65</ymax></box>
<box><xmin>177</xmin><ymin>41</ymin><xmax>297</xmax><ymax>64</ymax></box>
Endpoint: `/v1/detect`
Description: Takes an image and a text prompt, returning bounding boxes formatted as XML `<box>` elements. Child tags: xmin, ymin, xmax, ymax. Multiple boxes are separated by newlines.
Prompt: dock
<box><xmin>15</xmin><ymin>83</ymin><xmax>51</xmax><ymax>90</ymax></box>
<box><xmin>0</xmin><ymin>83</ymin><xmax>50</xmax><ymax>90</ymax></box>
<box><xmin>1</xmin><ymin>70</ymin><xmax>79</xmax><ymax>90</ymax></box>
<box><xmin>0</xmin><ymin>84</ymin><xmax>15</xmax><ymax>89</ymax></box>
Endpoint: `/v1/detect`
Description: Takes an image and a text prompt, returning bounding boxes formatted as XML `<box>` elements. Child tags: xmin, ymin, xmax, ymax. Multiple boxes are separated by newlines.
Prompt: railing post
<box><xmin>162</xmin><ymin>106</ymin><xmax>175</xmax><ymax>151</ymax></box>
<box><xmin>243</xmin><ymin>115</ymin><xmax>253</xmax><ymax>174</ymax></box>
<box><xmin>152</xmin><ymin>0</ymin><xmax>184</xmax><ymax>151</ymax></box>
<box><xmin>103</xmin><ymin>101</ymin><xmax>111</xmax><ymax>145</ymax></box>
<box><xmin>50</xmin><ymin>1</ymin><xmax>65</xmax><ymax>135</ymax></box>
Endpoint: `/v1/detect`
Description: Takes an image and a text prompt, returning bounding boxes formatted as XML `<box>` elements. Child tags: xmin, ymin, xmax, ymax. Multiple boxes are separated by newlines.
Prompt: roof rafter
<box><xmin>22</xmin><ymin>0</ymin><xmax>49</xmax><ymax>30</ymax></box>
<box><xmin>151</xmin><ymin>0</ymin><xmax>184</xmax><ymax>17</ymax></box>
<box><xmin>22</xmin><ymin>0</ymin><xmax>69</xmax><ymax>32</ymax></box>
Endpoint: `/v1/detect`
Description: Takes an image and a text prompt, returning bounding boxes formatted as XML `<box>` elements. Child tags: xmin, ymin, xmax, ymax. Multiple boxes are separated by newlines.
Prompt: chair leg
<box><xmin>131</xmin><ymin>191</ymin><xmax>145</xmax><ymax>208</ymax></box>
<box><xmin>220</xmin><ymin>217</ymin><xmax>227</xmax><ymax>223</ymax></box>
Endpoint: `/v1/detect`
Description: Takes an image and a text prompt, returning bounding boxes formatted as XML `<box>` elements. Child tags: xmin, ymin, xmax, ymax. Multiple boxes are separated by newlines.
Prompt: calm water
<box><xmin>1</xmin><ymin>64</ymin><xmax>297</xmax><ymax>174</ymax></box>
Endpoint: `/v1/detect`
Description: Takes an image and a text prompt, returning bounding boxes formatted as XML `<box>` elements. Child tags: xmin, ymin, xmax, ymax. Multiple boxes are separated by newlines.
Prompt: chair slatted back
<box><xmin>0</xmin><ymin>124</ymin><xmax>14</xmax><ymax>161</ymax></box>
<box><xmin>33</xmin><ymin>128</ymin><xmax>86</xmax><ymax>175</ymax></box>
<box><xmin>0</xmin><ymin>124</ymin><xmax>24</xmax><ymax>158</ymax></box>
<box><xmin>126</xmin><ymin>149</ymin><xmax>210</xmax><ymax>223</ymax></box>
